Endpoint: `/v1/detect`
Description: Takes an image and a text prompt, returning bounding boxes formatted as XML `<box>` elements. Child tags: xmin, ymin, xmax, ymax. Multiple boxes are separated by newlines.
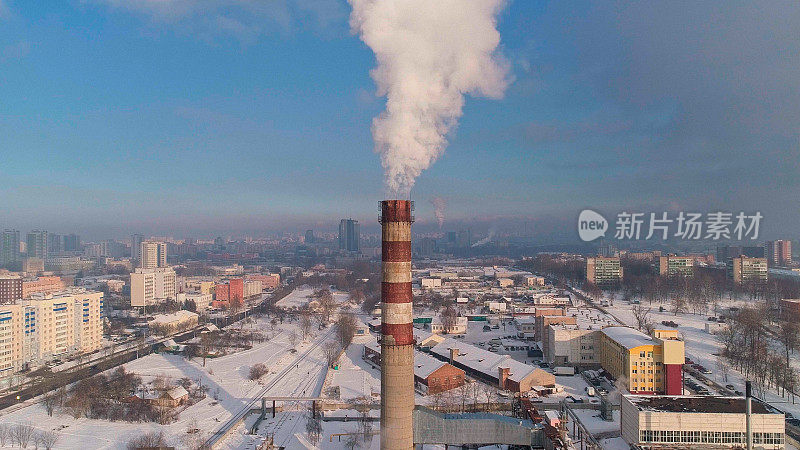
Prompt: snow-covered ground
<box><xmin>0</xmin><ymin>315</ymin><xmax>331</xmax><ymax>449</ymax></box>
<box><xmin>603</xmin><ymin>296</ymin><xmax>800</xmax><ymax>418</ymax></box>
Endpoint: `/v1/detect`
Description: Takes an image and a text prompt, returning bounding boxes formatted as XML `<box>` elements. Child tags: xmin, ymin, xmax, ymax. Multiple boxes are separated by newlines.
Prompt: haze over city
<box><xmin>2</xmin><ymin>1</ymin><xmax>798</xmax><ymax>239</ymax></box>
<box><xmin>2</xmin><ymin>2</ymin><xmax>800</xmax><ymax>450</ymax></box>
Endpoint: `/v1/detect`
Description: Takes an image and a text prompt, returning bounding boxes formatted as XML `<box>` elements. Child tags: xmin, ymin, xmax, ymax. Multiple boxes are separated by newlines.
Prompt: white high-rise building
<box><xmin>140</xmin><ymin>241</ymin><xmax>167</xmax><ymax>269</ymax></box>
<box><xmin>130</xmin><ymin>267</ymin><xmax>176</xmax><ymax>307</ymax></box>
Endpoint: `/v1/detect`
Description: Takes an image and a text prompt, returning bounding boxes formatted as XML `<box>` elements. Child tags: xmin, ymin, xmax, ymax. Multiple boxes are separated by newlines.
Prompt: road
<box><xmin>0</xmin><ymin>291</ymin><xmax>286</xmax><ymax>413</ymax></box>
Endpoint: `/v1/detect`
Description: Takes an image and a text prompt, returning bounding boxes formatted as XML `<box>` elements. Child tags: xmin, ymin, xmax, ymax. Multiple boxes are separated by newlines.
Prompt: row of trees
<box><xmin>718</xmin><ymin>305</ymin><xmax>800</xmax><ymax>400</ymax></box>
<box><xmin>0</xmin><ymin>423</ymin><xmax>58</xmax><ymax>449</ymax></box>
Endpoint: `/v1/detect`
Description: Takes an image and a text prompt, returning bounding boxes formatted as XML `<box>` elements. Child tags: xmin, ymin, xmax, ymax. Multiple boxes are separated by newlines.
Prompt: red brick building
<box><xmin>0</xmin><ymin>274</ymin><xmax>22</xmax><ymax>304</ymax></box>
<box><xmin>363</xmin><ymin>342</ymin><xmax>465</xmax><ymax>395</ymax></box>
<box><xmin>213</xmin><ymin>278</ymin><xmax>244</xmax><ymax>308</ymax></box>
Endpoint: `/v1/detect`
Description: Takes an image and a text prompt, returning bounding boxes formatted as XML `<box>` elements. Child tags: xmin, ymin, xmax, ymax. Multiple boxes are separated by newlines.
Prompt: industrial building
<box><xmin>546</xmin><ymin>324</ymin><xmax>599</xmax><ymax>367</ymax></box>
<box><xmin>364</xmin><ymin>342</ymin><xmax>465</xmax><ymax>395</ymax></box>
<box><xmin>620</xmin><ymin>395</ymin><xmax>785</xmax><ymax>448</ymax></box>
<box><xmin>428</xmin><ymin>338</ymin><xmax>554</xmax><ymax>393</ymax></box>
<box><xmin>599</xmin><ymin>327</ymin><xmax>684</xmax><ymax>395</ymax></box>
<box><xmin>586</xmin><ymin>257</ymin><xmax>623</xmax><ymax>287</ymax></box>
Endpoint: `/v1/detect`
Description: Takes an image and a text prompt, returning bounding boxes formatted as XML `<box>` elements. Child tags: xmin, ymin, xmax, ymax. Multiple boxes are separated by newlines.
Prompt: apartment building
<box><xmin>243</xmin><ymin>280</ymin><xmax>262</xmax><ymax>299</ymax></box>
<box><xmin>728</xmin><ymin>256</ymin><xmax>768</xmax><ymax>284</ymax></box>
<box><xmin>620</xmin><ymin>395</ymin><xmax>785</xmax><ymax>449</ymax></box>
<box><xmin>22</xmin><ymin>276</ymin><xmax>65</xmax><ymax>298</ymax></box>
<box><xmin>599</xmin><ymin>327</ymin><xmax>684</xmax><ymax>395</ymax></box>
<box><xmin>140</xmin><ymin>241</ymin><xmax>167</xmax><ymax>269</ymax></box>
<box><xmin>176</xmin><ymin>292</ymin><xmax>212</xmax><ymax>311</ymax></box>
<box><xmin>586</xmin><ymin>257</ymin><xmax>623</xmax><ymax>287</ymax></box>
<box><xmin>0</xmin><ymin>274</ymin><xmax>22</xmax><ymax>304</ymax></box>
<box><xmin>245</xmin><ymin>273</ymin><xmax>280</xmax><ymax>289</ymax></box>
<box><xmin>0</xmin><ymin>288</ymin><xmax>103</xmax><ymax>377</ymax></box>
<box><xmin>765</xmin><ymin>240</ymin><xmax>793</xmax><ymax>267</ymax></box>
<box><xmin>130</xmin><ymin>267</ymin><xmax>176</xmax><ymax>308</ymax></box>
<box><xmin>658</xmin><ymin>256</ymin><xmax>694</xmax><ymax>277</ymax></box>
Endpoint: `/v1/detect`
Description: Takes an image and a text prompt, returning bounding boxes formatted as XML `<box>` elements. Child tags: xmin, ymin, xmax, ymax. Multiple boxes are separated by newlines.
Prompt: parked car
<box><xmin>725</xmin><ymin>384</ymin><xmax>735</xmax><ymax>390</ymax></box>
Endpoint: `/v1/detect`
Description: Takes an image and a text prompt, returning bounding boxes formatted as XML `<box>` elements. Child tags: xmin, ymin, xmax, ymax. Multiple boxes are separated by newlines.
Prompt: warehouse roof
<box><xmin>625</xmin><ymin>395</ymin><xmax>778</xmax><ymax>415</ymax></box>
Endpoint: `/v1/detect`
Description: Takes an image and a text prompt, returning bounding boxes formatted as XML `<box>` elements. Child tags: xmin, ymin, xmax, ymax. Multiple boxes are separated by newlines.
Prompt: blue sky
<box><xmin>1</xmin><ymin>1</ymin><xmax>798</xmax><ymax>239</ymax></box>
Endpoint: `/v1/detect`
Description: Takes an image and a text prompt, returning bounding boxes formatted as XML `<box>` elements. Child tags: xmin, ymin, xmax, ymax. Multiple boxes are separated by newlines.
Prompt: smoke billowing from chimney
<box><xmin>348</xmin><ymin>0</ymin><xmax>510</xmax><ymax>197</ymax></box>
<box><xmin>429</xmin><ymin>197</ymin><xmax>447</xmax><ymax>229</ymax></box>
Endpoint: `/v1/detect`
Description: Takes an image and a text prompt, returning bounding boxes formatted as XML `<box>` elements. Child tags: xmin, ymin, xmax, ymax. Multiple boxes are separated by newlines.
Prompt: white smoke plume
<box><xmin>472</xmin><ymin>227</ymin><xmax>496</xmax><ymax>247</ymax></box>
<box><xmin>348</xmin><ymin>0</ymin><xmax>510</xmax><ymax>196</ymax></box>
<box><xmin>429</xmin><ymin>197</ymin><xmax>447</xmax><ymax>229</ymax></box>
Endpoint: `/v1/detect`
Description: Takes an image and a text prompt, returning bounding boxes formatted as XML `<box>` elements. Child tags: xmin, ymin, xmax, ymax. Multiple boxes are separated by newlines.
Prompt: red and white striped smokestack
<box><xmin>380</xmin><ymin>200</ymin><xmax>414</xmax><ymax>450</ymax></box>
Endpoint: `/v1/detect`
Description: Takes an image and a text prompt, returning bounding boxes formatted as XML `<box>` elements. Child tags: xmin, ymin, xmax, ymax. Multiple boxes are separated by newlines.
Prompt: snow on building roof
<box><xmin>601</xmin><ymin>326</ymin><xmax>654</xmax><ymax>349</ymax></box>
<box><xmin>149</xmin><ymin>310</ymin><xmax>198</xmax><ymax>325</ymax></box>
<box><xmin>165</xmin><ymin>386</ymin><xmax>188</xmax><ymax>400</ymax></box>
<box><xmin>414</xmin><ymin>351</ymin><xmax>449</xmax><ymax>379</ymax></box>
<box><xmin>365</xmin><ymin>342</ymin><xmax>450</xmax><ymax>380</ymax></box>
<box><xmin>430</xmin><ymin>338</ymin><xmax>532</xmax><ymax>381</ymax></box>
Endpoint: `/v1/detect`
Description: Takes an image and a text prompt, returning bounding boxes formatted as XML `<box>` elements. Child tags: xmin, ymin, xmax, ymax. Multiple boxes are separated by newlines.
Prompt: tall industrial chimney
<box><xmin>380</xmin><ymin>200</ymin><xmax>414</xmax><ymax>450</ymax></box>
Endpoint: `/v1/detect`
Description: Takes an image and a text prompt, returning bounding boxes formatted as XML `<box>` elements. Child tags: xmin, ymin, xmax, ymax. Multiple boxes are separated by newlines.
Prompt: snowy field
<box><xmin>0</xmin><ymin>315</ymin><xmax>333</xmax><ymax>450</ymax></box>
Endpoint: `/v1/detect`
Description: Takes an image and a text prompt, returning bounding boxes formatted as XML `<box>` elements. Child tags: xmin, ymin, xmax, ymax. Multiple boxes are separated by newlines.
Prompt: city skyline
<box><xmin>2</xmin><ymin>1</ymin><xmax>799</xmax><ymax>237</ymax></box>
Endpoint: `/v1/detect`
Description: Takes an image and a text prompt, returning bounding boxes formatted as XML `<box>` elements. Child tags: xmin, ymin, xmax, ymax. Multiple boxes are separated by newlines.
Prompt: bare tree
<box><xmin>249</xmin><ymin>363</ymin><xmax>269</xmax><ymax>380</ymax></box>
<box><xmin>40</xmin><ymin>431</ymin><xmax>59</xmax><ymax>450</ymax></box>
<box><xmin>480</xmin><ymin>383</ymin><xmax>496</xmax><ymax>411</ymax></box>
<box><xmin>632</xmin><ymin>304</ymin><xmax>653</xmax><ymax>333</ymax></box>
<box><xmin>0</xmin><ymin>424</ymin><xmax>10</xmax><ymax>447</ymax></box>
<box><xmin>335</xmin><ymin>314</ymin><xmax>358</xmax><ymax>349</ymax></box>
<box><xmin>12</xmin><ymin>423</ymin><xmax>35</xmax><ymax>449</ymax></box>
<box><xmin>305</xmin><ymin>409</ymin><xmax>323</xmax><ymax>446</ymax></box>
<box><xmin>43</xmin><ymin>391</ymin><xmax>58</xmax><ymax>417</ymax></box>
<box><xmin>127</xmin><ymin>431</ymin><xmax>167</xmax><ymax>450</ymax></box>
<box><xmin>323</xmin><ymin>341</ymin><xmax>341</xmax><ymax>367</ymax></box>
<box><xmin>440</xmin><ymin>306</ymin><xmax>457</xmax><ymax>333</ymax></box>
<box><xmin>288</xmin><ymin>330</ymin><xmax>298</xmax><ymax>349</ymax></box>
<box><xmin>300</xmin><ymin>311</ymin><xmax>313</xmax><ymax>341</ymax></box>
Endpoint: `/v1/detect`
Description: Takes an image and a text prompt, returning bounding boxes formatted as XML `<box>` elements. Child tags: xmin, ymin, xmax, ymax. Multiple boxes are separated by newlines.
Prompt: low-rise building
<box><xmin>148</xmin><ymin>310</ymin><xmax>199</xmax><ymax>335</ymax></box>
<box><xmin>430</xmin><ymin>316</ymin><xmax>467</xmax><ymax>335</ymax></box>
<box><xmin>429</xmin><ymin>338</ymin><xmax>555</xmax><ymax>394</ymax></box>
<box><xmin>245</xmin><ymin>273</ymin><xmax>280</xmax><ymax>289</ymax></box>
<box><xmin>524</xmin><ymin>275</ymin><xmax>545</xmax><ymax>287</ymax></box>
<box><xmin>620</xmin><ymin>395</ymin><xmax>785</xmax><ymax>449</ymax></box>
<box><xmin>177</xmin><ymin>292</ymin><xmax>212</xmax><ymax>311</ymax></box>
<box><xmin>363</xmin><ymin>342</ymin><xmax>465</xmax><ymax>395</ymax></box>
<box><xmin>421</xmin><ymin>277</ymin><xmax>442</xmax><ymax>289</ymax></box>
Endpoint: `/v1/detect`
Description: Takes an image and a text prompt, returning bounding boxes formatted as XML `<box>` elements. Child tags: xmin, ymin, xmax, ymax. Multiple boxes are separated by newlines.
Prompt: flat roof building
<box><xmin>586</xmin><ymin>257</ymin><xmax>623</xmax><ymax>287</ymax></box>
<box><xmin>728</xmin><ymin>256</ymin><xmax>768</xmax><ymax>284</ymax></box>
<box><xmin>599</xmin><ymin>327</ymin><xmax>684</xmax><ymax>395</ymax></box>
<box><xmin>621</xmin><ymin>395</ymin><xmax>785</xmax><ymax>449</ymax></box>
<box><xmin>659</xmin><ymin>255</ymin><xmax>694</xmax><ymax>277</ymax></box>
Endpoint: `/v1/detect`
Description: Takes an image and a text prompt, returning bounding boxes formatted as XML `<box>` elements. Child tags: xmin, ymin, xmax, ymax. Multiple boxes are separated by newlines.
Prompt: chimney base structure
<box><xmin>380</xmin><ymin>200</ymin><xmax>414</xmax><ymax>450</ymax></box>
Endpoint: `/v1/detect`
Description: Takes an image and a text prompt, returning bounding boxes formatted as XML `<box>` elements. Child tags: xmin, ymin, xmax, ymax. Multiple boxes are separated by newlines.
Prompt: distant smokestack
<box><xmin>429</xmin><ymin>197</ymin><xmax>447</xmax><ymax>229</ymax></box>
<box><xmin>380</xmin><ymin>200</ymin><xmax>414</xmax><ymax>449</ymax></box>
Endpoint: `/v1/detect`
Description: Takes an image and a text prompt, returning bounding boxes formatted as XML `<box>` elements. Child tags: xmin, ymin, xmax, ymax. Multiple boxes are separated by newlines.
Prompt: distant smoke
<box><xmin>472</xmin><ymin>227</ymin><xmax>496</xmax><ymax>247</ymax></box>
<box><xmin>429</xmin><ymin>197</ymin><xmax>447</xmax><ymax>229</ymax></box>
<box><xmin>348</xmin><ymin>0</ymin><xmax>510</xmax><ymax>196</ymax></box>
